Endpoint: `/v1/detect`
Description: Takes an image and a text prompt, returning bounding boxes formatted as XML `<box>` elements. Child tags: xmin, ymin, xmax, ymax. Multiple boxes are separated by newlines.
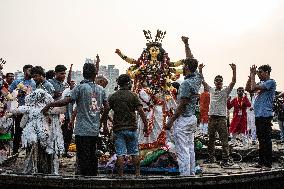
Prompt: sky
<box><xmin>0</xmin><ymin>0</ymin><xmax>283</xmax><ymax>90</ymax></box>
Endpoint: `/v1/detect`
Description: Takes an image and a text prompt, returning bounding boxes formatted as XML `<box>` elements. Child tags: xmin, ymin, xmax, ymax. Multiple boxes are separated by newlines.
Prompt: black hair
<box><xmin>23</xmin><ymin>64</ymin><xmax>33</xmax><ymax>72</ymax></box>
<box><xmin>171</xmin><ymin>81</ymin><xmax>180</xmax><ymax>90</ymax></box>
<box><xmin>258</xmin><ymin>64</ymin><xmax>272</xmax><ymax>74</ymax></box>
<box><xmin>46</xmin><ymin>70</ymin><xmax>55</xmax><ymax>80</ymax></box>
<box><xmin>5</xmin><ymin>73</ymin><xmax>14</xmax><ymax>77</ymax></box>
<box><xmin>54</xmin><ymin>65</ymin><xmax>67</xmax><ymax>73</ymax></box>
<box><xmin>83</xmin><ymin>63</ymin><xmax>97</xmax><ymax>80</ymax></box>
<box><xmin>114</xmin><ymin>85</ymin><xmax>118</xmax><ymax>91</ymax></box>
<box><xmin>95</xmin><ymin>75</ymin><xmax>108</xmax><ymax>82</ymax></box>
<box><xmin>31</xmin><ymin>66</ymin><xmax>46</xmax><ymax>77</ymax></box>
<box><xmin>183</xmin><ymin>58</ymin><xmax>198</xmax><ymax>73</ymax></box>
<box><xmin>237</xmin><ymin>87</ymin><xmax>244</xmax><ymax>91</ymax></box>
<box><xmin>214</xmin><ymin>75</ymin><xmax>223</xmax><ymax>81</ymax></box>
<box><xmin>117</xmin><ymin>74</ymin><xmax>131</xmax><ymax>86</ymax></box>
<box><xmin>144</xmin><ymin>44</ymin><xmax>166</xmax><ymax>62</ymax></box>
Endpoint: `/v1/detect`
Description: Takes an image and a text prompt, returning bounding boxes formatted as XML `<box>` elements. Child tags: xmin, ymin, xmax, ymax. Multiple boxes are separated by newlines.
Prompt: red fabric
<box><xmin>171</xmin><ymin>88</ymin><xmax>178</xmax><ymax>100</ymax></box>
<box><xmin>228</xmin><ymin>96</ymin><xmax>251</xmax><ymax>134</ymax></box>
<box><xmin>139</xmin><ymin>130</ymin><xmax>166</xmax><ymax>149</ymax></box>
<box><xmin>139</xmin><ymin>100</ymin><xmax>167</xmax><ymax>150</ymax></box>
<box><xmin>199</xmin><ymin>92</ymin><xmax>210</xmax><ymax>123</ymax></box>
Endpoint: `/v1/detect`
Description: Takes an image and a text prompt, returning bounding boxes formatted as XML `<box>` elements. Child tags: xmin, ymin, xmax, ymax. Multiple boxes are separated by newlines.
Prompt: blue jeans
<box><xmin>113</xmin><ymin>130</ymin><xmax>139</xmax><ymax>156</ymax></box>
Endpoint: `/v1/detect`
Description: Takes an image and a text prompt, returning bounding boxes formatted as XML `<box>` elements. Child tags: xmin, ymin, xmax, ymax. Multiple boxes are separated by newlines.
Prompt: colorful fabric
<box><xmin>228</xmin><ymin>96</ymin><xmax>251</xmax><ymax>134</ymax></box>
<box><xmin>199</xmin><ymin>92</ymin><xmax>210</xmax><ymax>123</ymax></box>
<box><xmin>140</xmin><ymin>149</ymin><xmax>167</xmax><ymax>166</ymax></box>
<box><xmin>0</xmin><ymin>133</ymin><xmax>12</xmax><ymax>140</ymax></box>
<box><xmin>8</xmin><ymin>79</ymin><xmax>36</xmax><ymax>105</ymax></box>
<box><xmin>137</xmin><ymin>89</ymin><xmax>175</xmax><ymax>149</ymax></box>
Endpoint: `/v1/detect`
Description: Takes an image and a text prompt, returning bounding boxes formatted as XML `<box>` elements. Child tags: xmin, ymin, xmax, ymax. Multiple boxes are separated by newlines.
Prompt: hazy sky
<box><xmin>1</xmin><ymin>0</ymin><xmax>283</xmax><ymax>89</ymax></box>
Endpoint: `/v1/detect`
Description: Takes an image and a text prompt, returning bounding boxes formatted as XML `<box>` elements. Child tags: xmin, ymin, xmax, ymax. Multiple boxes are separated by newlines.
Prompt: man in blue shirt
<box><xmin>48</xmin><ymin>65</ymin><xmax>67</xmax><ymax>100</ymax></box>
<box><xmin>247</xmin><ymin>64</ymin><xmax>276</xmax><ymax>168</ymax></box>
<box><xmin>30</xmin><ymin>66</ymin><xmax>55</xmax><ymax>96</ymax></box>
<box><xmin>9</xmin><ymin>64</ymin><xmax>36</xmax><ymax>154</ymax></box>
<box><xmin>166</xmin><ymin>58</ymin><xmax>202</xmax><ymax>176</ymax></box>
<box><xmin>9</xmin><ymin>65</ymin><xmax>36</xmax><ymax>105</ymax></box>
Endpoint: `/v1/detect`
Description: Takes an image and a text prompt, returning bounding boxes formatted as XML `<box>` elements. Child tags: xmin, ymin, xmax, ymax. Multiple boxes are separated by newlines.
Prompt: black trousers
<box><xmin>12</xmin><ymin>115</ymin><xmax>23</xmax><ymax>154</ymax></box>
<box><xmin>255</xmin><ymin>117</ymin><xmax>273</xmax><ymax>167</ymax></box>
<box><xmin>61</xmin><ymin>119</ymin><xmax>73</xmax><ymax>153</ymax></box>
<box><xmin>75</xmin><ymin>135</ymin><xmax>98</xmax><ymax>176</ymax></box>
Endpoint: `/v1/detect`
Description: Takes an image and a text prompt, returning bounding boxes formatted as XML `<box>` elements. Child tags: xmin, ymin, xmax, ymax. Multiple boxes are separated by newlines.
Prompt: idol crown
<box><xmin>143</xmin><ymin>30</ymin><xmax>166</xmax><ymax>47</ymax></box>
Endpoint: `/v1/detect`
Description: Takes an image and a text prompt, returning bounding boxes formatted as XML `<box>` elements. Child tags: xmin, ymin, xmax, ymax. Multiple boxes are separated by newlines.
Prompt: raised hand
<box><xmin>115</xmin><ymin>49</ymin><xmax>122</xmax><ymax>55</ymax></box>
<box><xmin>229</xmin><ymin>63</ymin><xmax>236</xmax><ymax>71</ymax></box>
<box><xmin>181</xmin><ymin>36</ymin><xmax>189</xmax><ymax>44</ymax></box>
<box><xmin>96</xmin><ymin>54</ymin><xmax>100</xmax><ymax>63</ymax></box>
<box><xmin>198</xmin><ymin>63</ymin><xmax>205</xmax><ymax>70</ymax></box>
<box><xmin>198</xmin><ymin>63</ymin><xmax>205</xmax><ymax>74</ymax></box>
<box><xmin>67</xmin><ymin>64</ymin><xmax>73</xmax><ymax>84</ymax></box>
<box><xmin>250</xmin><ymin>65</ymin><xmax>257</xmax><ymax>75</ymax></box>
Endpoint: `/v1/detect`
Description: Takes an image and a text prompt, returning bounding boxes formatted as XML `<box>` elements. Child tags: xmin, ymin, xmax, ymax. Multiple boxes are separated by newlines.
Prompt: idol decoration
<box><xmin>115</xmin><ymin>30</ymin><xmax>183</xmax><ymax>149</ymax></box>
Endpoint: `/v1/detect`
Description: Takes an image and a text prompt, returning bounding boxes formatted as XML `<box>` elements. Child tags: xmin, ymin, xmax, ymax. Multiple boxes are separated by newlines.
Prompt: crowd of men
<box><xmin>0</xmin><ymin>58</ymin><xmax>284</xmax><ymax>177</ymax></box>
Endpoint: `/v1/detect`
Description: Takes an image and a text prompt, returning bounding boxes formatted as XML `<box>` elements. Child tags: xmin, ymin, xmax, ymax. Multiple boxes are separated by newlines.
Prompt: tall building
<box><xmin>97</xmin><ymin>65</ymin><xmax>119</xmax><ymax>95</ymax></box>
<box><xmin>105</xmin><ymin>65</ymin><xmax>119</xmax><ymax>95</ymax></box>
<box><xmin>71</xmin><ymin>58</ymin><xmax>119</xmax><ymax>95</ymax></box>
<box><xmin>72</xmin><ymin>58</ymin><xmax>119</xmax><ymax>95</ymax></box>
<box><xmin>98</xmin><ymin>65</ymin><xmax>107</xmax><ymax>78</ymax></box>
<box><xmin>14</xmin><ymin>70</ymin><xmax>24</xmax><ymax>80</ymax></box>
<box><xmin>71</xmin><ymin>70</ymin><xmax>84</xmax><ymax>84</ymax></box>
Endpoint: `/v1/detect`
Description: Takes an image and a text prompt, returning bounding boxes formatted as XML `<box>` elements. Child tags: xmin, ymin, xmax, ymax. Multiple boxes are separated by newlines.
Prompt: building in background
<box><xmin>13</xmin><ymin>60</ymin><xmax>119</xmax><ymax>95</ymax></box>
<box><xmin>14</xmin><ymin>70</ymin><xmax>24</xmax><ymax>80</ymax></box>
<box><xmin>96</xmin><ymin>65</ymin><xmax>119</xmax><ymax>95</ymax></box>
<box><xmin>71</xmin><ymin>70</ymin><xmax>84</xmax><ymax>84</ymax></box>
<box><xmin>71</xmin><ymin>59</ymin><xmax>119</xmax><ymax>95</ymax></box>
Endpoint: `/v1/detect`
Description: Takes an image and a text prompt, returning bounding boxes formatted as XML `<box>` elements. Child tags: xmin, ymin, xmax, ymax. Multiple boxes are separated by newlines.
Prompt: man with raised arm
<box><xmin>199</xmin><ymin>63</ymin><xmax>236</xmax><ymax>167</ymax></box>
<box><xmin>166</xmin><ymin>58</ymin><xmax>202</xmax><ymax>176</ymax></box>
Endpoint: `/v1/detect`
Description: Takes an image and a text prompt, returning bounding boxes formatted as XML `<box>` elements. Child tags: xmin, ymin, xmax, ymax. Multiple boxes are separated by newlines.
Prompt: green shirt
<box><xmin>108</xmin><ymin>89</ymin><xmax>142</xmax><ymax>132</ymax></box>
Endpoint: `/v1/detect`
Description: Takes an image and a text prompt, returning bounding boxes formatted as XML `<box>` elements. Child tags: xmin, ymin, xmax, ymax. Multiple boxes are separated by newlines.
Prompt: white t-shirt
<box><xmin>208</xmin><ymin>86</ymin><xmax>230</xmax><ymax>117</ymax></box>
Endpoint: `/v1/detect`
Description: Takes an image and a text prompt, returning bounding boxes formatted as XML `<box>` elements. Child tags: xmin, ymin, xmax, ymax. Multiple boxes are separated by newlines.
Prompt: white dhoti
<box><xmin>173</xmin><ymin>115</ymin><xmax>197</xmax><ymax>176</ymax></box>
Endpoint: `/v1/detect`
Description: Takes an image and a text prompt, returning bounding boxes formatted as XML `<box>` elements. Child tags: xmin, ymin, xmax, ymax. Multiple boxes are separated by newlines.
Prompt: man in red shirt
<box><xmin>228</xmin><ymin>87</ymin><xmax>251</xmax><ymax>145</ymax></box>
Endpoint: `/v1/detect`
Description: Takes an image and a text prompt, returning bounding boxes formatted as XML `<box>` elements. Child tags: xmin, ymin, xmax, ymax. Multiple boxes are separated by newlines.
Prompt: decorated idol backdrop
<box><xmin>116</xmin><ymin>30</ymin><xmax>184</xmax><ymax>150</ymax></box>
